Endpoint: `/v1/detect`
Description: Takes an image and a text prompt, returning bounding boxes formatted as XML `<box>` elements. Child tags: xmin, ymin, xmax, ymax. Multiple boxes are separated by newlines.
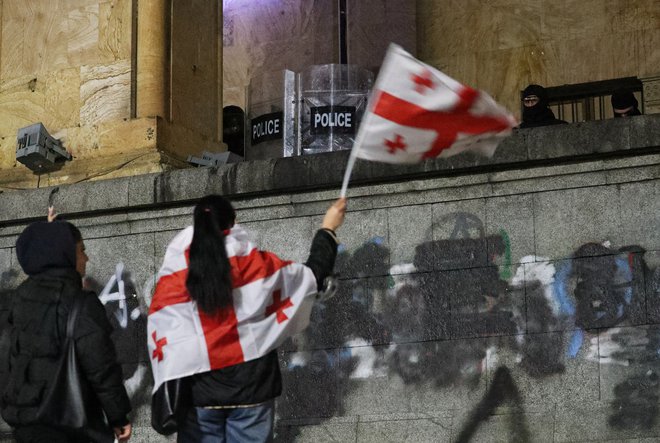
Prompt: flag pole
<box><xmin>339</xmin><ymin>44</ymin><xmax>399</xmax><ymax>198</ymax></box>
<box><xmin>339</xmin><ymin>82</ymin><xmax>384</xmax><ymax>198</ymax></box>
<box><xmin>340</xmin><ymin>103</ymin><xmax>372</xmax><ymax>198</ymax></box>
<box><xmin>340</xmin><ymin>148</ymin><xmax>358</xmax><ymax>198</ymax></box>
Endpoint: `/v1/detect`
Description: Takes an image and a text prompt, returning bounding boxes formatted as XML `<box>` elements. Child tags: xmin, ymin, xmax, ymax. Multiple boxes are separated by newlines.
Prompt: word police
<box><xmin>310</xmin><ymin>106</ymin><xmax>356</xmax><ymax>135</ymax></box>
<box><xmin>251</xmin><ymin>112</ymin><xmax>283</xmax><ymax>145</ymax></box>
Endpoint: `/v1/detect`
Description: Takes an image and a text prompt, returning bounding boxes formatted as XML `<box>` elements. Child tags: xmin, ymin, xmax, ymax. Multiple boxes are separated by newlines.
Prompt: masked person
<box><xmin>518</xmin><ymin>84</ymin><xmax>568</xmax><ymax>129</ymax></box>
<box><xmin>611</xmin><ymin>88</ymin><xmax>642</xmax><ymax>118</ymax></box>
<box><xmin>1</xmin><ymin>221</ymin><xmax>132</xmax><ymax>443</ymax></box>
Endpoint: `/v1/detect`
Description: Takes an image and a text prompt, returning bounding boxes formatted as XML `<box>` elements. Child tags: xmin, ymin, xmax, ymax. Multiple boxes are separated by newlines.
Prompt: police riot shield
<box><xmin>245</xmin><ymin>70</ymin><xmax>296</xmax><ymax>161</ymax></box>
<box><xmin>297</xmin><ymin>64</ymin><xmax>374</xmax><ymax>155</ymax></box>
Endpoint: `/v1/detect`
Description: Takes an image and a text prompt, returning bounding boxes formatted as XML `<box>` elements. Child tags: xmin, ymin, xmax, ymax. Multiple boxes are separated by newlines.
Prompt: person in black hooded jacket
<box><xmin>0</xmin><ymin>221</ymin><xmax>132</xmax><ymax>443</ymax></box>
<box><xmin>518</xmin><ymin>84</ymin><xmax>568</xmax><ymax>129</ymax></box>
<box><xmin>611</xmin><ymin>88</ymin><xmax>642</xmax><ymax>118</ymax></box>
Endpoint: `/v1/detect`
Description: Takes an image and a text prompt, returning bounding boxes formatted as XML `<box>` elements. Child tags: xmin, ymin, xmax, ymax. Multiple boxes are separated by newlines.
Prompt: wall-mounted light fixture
<box><xmin>16</xmin><ymin>123</ymin><xmax>71</xmax><ymax>172</ymax></box>
<box><xmin>187</xmin><ymin>151</ymin><xmax>243</xmax><ymax>167</ymax></box>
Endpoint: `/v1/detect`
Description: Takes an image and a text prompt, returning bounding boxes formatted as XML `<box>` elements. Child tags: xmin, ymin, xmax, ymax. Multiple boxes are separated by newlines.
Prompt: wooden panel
<box><xmin>98</xmin><ymin>0</ymin><xmax>132</xmax><ymax>62</ymax></box>
<box><xmin>66</xmin><ymin>2</ymin><xmax>101</xmax><ymax>67</ymax></box>
<box><xmin>170</xmin><ymin>0</ymin><xmax>220</xmax><ymax>140</ymax></box>
<box><xmin>222</xmin><ymin>0</ymin><xmax>336</xmax><ymax>109</ymax></box>
<box><xmin>347</xmin><ymin>0</ymin><xmax>417</xmax><ymax>72</ymax></box>
<box><xmin>0</xmin><ymin>0</ymin><xmax>136</xmax><ymax>179</ymax></box>
<box><xmin>418</xmin><ymin>0</ymin><xmax>543</xmax><ymax>59</ymax></box>
<box><xmin>417</xmin><ymin>0</ymin><xmax>660</xmax><ymax>119</ymax></box>
<box><xmin>638</xmin><ymin>29</ymin><xmax>660</xmax><ymax>78</ymax></box>
<box><xmin>44</xmin><ymin>67</ymin><xmax>82</xmax><ymax>129</ymax></box>
<box><xmin>0</xmin><ymin>75</ymin><xmax>48</xmax><ymax>137</ymax></box>
<box><xmin>80</xmin><ymin>59</ymin><xmax>131</xmax><ymax>126</ymax></box>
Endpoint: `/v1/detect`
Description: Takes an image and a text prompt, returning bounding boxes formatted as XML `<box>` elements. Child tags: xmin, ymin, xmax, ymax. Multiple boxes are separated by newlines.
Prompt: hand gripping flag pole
<box><xmin>339</xmin><ymin>50</ymin><xmax>395</xmax><ymax>198</ymax></box>
<box><xmin>339</xmin><ymin>43</ymin><xmax>517</xmax><ymax>198</ymax></box>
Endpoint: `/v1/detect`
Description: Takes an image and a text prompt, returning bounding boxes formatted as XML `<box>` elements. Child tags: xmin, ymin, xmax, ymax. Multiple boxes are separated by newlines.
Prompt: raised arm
<box><xmin>305</xmin><ymin>198</ymin><xmax>347</xmax><ymax>289</ymax></box>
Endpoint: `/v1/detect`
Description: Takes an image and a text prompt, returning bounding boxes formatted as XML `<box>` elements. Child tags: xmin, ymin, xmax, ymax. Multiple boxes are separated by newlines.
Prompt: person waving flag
<box><xmin>147</xmin><ymin>195</ymin><xmax>346</xmax><ymax>441</ymax></box>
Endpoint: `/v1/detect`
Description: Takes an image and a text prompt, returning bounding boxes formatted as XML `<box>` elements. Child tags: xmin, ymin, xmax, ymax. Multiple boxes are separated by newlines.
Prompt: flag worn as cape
<box><xmin>147</xmin><ymin>225</ymin><xmax>317</xmax><ymax>392</ymax></box>
<box><xmin>352</xmin><ymin>44</ymin><xmax>517</xmax><ymax>164</ymax></box>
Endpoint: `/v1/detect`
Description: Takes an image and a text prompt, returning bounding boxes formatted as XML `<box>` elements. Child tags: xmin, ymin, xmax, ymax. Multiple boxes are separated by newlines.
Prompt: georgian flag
<box><xmin>147</xmin><ymin>225</ymin><xmax>318</xmax><ymax>392</ymax></box>
<box><xmin>353</xmin><ymin>44</ymin><xmax>517</xmax><ymax>163</ymax></box>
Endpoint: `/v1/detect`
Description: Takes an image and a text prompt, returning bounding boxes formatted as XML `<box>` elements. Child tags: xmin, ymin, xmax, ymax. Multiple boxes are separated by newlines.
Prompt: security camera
<box><xmin>16</xmin><ymin>123</ymin><xmax>71</xmax><ymax>172</ymax></box>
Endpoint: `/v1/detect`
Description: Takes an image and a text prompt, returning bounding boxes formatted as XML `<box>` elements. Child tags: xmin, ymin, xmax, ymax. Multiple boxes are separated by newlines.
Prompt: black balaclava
<box><xmin>16</xmin><ymin>221</ymin><xmax>77</xmax><ymax>276</ymax></box>
<box><xmin>521</xmin><ymin>84</ymin><xmax>558</xmax><ymax>126</ymax></box>
<box><xmin>611</xmin><ymin>89</ymin><xmax>641</xmax><ymax>117</ymax></box>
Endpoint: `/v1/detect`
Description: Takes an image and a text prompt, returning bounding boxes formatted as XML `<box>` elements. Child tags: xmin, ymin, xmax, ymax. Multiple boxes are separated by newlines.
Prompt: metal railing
<box><xmin>522</xmin><ymin>77</ymin><xmax>644</xmax><ymax>124</ymax></box>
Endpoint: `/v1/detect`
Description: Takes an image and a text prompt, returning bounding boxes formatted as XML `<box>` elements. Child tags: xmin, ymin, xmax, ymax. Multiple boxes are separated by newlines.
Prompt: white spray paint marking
<box><xmin>288</xmin><ymin>351</ymin><xmax>310</xmax><ymax>369</ymax></box>
<box><xmin>344</xmin><ymin>338</ymin><xmax>393</xmax><ymax>379</ymax></box>
<box><xmin>123</xmin><ymin>363</ymin><xmax>148</xmax><ymax>398</ymax></box>
<box><xmin>486</xmin><ymin>345</ymin><xmax>499</xmax><ymax>368</ymax></box>
<box><xmin>511</xmin><ymin>255</ymin><xmax>560</xmax><ymax>316</ymax></box>
<box><xmin>345</xmin><ymin>338</ymin><xmax>377</xmax><ymax>378</ymax></box>
<box><xmin>585</xmin><ymin>328</ymin><xmax>644</xmax><ymax>366</ymax></box>
<box><xmin>141</xmin><ymin>274</ymin><xmax>156</xmax><ymax>309</ymax></box>
<box><xmin>389</xmin><ymin>263</ymin><xmax>417</xmax><ymax>277</ymax></box>
<box><xmin>99</xmin><ymin>263</ymin><xmax>130</xmax><ymax>328</ymax></box>
<box><xmin>387</xmin><ymin>264</ymin><xmax>418</xmax><ymax>300</ymax></box>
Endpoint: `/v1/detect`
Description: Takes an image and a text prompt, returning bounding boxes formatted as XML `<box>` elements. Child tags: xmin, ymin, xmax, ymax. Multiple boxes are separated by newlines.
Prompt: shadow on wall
<box><xmin>455</xmin><ymin>366</ymin><xmax>530</xmax><ymax>443</ymax></box>
<box><xmin>1</xmin><ymin>215</ymin><xmax>659</xmax><ymax>441</ymax></box>
<box><xmin>0</xmin><ymin>269</ymin><xmax>20</xmax><ymax>436</ymax></box>
<box><xmin>84</xmin><ymin>266</ymin><xmax>153</xmax><ymax>412</ymax></box>
<box><xmin>275</xmin><ymin>214</ymin><xmax>660</xmax><ymax>441</ymax></box>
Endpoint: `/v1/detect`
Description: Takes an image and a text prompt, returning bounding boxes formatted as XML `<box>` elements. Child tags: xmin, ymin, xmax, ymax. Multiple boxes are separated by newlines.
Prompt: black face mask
<box><xmin>613</xmin><ymin>107</ymin><xmax>642</xmax><ymax>118</ymax></box>
<box><xmin>522</xmin><ymin>101</ymin><xmax>557</xmax><ymax>123</ymax></box>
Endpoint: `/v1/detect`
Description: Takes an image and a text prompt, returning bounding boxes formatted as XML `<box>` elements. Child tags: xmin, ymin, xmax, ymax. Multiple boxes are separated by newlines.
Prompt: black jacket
<box><xmin>1</xmin><ymin>269</ymin><xmax>131</xmax><ymax>429</ymax></box>
<box><xmin>519</xmin><ymin>85</ymin><xmax>568</xmax><ymax>129</ymax></box>
<box><xmin>519</xmin><ymin>106</ymin><xmax>568</xmax><ymax>128</ymax></box>
<box><xmin>190</xmin><ymin>228</ymin><xmax>338</xmax><ymax>407</ymax></box>
<box><xmin>0</xmin><ymin>221</ymin><xmax>131</xmax><ymax>435</ymax></box>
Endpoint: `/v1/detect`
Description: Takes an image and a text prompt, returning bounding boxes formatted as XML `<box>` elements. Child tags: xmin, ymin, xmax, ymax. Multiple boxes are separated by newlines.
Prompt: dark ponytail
<box><xmin>186</xmin><ymin>195</ymin><xmax>236</xmax><ymax>314</ymax></box>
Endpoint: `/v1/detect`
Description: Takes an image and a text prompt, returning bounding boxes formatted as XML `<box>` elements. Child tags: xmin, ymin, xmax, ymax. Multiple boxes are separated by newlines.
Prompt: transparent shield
<box><xmin>246</xmin><ymin>70</ymin><xmax>296</xmax><ymax>160</ymax></box>
<box><xmin>297</xmin><ymin>64</ymin><xmax>374</xmax><ymax>155</ymax></box>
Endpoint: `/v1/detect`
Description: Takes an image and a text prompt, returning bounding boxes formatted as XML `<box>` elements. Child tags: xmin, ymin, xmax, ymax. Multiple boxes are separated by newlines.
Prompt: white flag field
<box><xmin>340</xmin><ymin>44</ymin><xmax>517</xmax><ymax>196</ymax></box>
<box><xmin>147</xmin><ymin>225</ymin><xmax>318</xmax><ymax>392</ymax></box>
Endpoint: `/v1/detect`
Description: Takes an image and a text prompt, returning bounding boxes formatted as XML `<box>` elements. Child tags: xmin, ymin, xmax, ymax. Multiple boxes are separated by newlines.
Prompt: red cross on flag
<box><xmin>147</xmin><ymin>225</ymin><xmax>318</xmax><ymax>393</ymax></box>
<box><xmin>352</xmin><ymin>44</ymin><xmax>516</xmax><ymax>164</ymax></box>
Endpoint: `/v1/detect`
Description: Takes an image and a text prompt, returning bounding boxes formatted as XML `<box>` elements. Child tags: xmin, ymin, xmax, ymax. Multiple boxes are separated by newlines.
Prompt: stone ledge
<box><xmin>0</xmin><ymin>114</ymin><xmax>658</xmax><ymax>224</ymax></box>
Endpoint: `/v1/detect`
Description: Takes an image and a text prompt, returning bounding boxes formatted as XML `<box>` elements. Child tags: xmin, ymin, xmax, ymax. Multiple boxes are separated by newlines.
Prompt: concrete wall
<box><xmin>1</xmin><ymin>115</ymin><xmax>660</xmax><ymax>441</ymax></box>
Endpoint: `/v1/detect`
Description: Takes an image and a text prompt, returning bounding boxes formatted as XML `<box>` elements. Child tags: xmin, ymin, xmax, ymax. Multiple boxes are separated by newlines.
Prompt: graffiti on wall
<box><xmin>0</xmin><ymin>269</ymin><xmax>20</xmax><ymax>435</ymax></box>
<box><xmin>275</xmin><ymin>212</ymin><xmax>660</xmax><ymax>441</ymax></box>
<box><xmin>84</xmin><ymin>263</ymin><xmax>155</xmax><ymax>412</ymax></box>
<box><xmin>0</xmin><ymin>206</ymin><xmax>659</xmax><ymax>441</ymax></box>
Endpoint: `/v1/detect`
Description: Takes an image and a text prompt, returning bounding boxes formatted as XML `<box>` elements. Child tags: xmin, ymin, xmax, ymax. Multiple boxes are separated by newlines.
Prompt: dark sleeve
<box><xmin>73</xmin><ymin>293</ymin><xmax>131</xmax><ymax>427</ymax></box>
<box><xmin>0</xmin><ymin>291</ymin><xmax>13</xmax><ymax>397</ymax></box>
<box><xmin>304</xmin><ymin>229</ymin><xmax>339</xmax><ymax>290</ymax></box>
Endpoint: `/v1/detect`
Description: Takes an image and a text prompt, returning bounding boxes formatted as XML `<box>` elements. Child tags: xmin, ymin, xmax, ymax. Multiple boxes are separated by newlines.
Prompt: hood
<box><xmin>611</xmin><ymin>88</ymin><xmax>638</xmax><ymax>111</ymax></box>
<box><xmin>16</xmin><ymin>221</ymin><xmax>77</xmax><ymax>276</ymax></box>
<box><xmin>521</xmin><ymin>84</ymin><xmax>558</xmax><ymax>126</ymax></box>
<box><xmin>522</xmin><ymin>84</ymin><xmax>549</xmax><ymax>106</ymax></box>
